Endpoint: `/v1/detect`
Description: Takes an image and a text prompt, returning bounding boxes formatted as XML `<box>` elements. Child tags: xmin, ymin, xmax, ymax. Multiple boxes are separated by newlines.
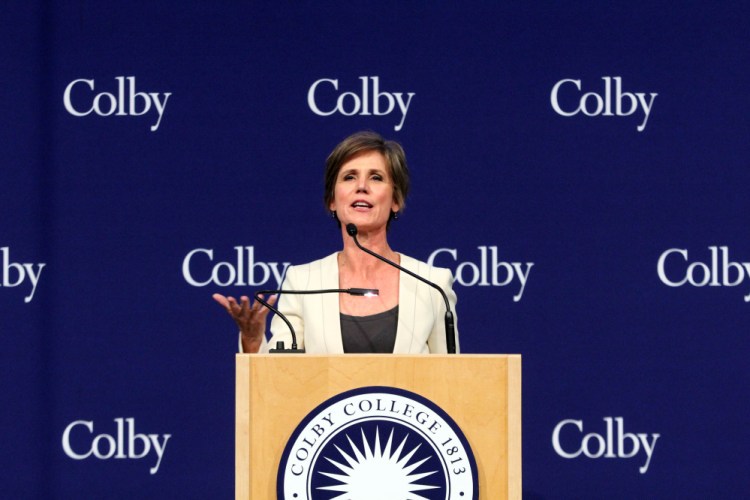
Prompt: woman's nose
<box><xmin>356</xmin><ymin>179</ymin><xmax>369</xmax><ymax>192</ymax></box>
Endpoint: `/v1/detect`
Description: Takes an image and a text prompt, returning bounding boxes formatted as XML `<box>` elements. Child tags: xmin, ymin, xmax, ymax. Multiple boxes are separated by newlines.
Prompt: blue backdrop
<box><xmin>2</xmin><ymin>2</ymin><xmax>749</xmax><ymax>498</ymax></box>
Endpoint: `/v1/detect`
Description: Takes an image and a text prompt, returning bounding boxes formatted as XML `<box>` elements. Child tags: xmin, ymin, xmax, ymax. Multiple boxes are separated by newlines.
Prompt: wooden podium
<box><xmin>236</xmin><ymin>354</ymin><xmax>521</xmax><ymax>499</ymax></box>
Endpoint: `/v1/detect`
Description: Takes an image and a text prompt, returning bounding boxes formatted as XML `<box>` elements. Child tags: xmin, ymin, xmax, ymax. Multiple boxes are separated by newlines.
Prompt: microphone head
<box><xmin>346</xmin><ymin>223</ymin><xmax>358</xmax><ymax>236</ymax></box>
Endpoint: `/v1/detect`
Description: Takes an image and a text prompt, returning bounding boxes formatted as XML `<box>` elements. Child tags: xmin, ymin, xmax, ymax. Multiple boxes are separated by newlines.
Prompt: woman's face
<box><xmin>329</xmin><ymin>150</ymin><xmax>399</xmax><ymax>233</ymax></box>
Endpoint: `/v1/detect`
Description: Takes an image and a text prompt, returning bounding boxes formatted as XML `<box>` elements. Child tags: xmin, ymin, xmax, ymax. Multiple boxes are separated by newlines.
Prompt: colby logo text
<box><xmin>658</xmin><ymin>246</ymin><xmax>750</xmax><ymax>301</ymax></box>
<box><xmin>62</xmin><ymin>418</ymin><xmax>171</xmax><ymax>474</ymax></box>
<box><xmin>308</xmin><ymin>76</ymin><xmax>415</xmax><ymax>131</ymax></box>
<box><xmin>63</xmin><ymin>76</ymin><xmax>171</xmax><ymax>131</ymax></box>
<box><xmin>1</xmin><ymin>247</ymin><xmax>44</xmax><ymax>303</ymax></box>
<box><xmin>550</xmin><ymin>76</ymin><xmax>657</xmax><ymax>132</ymax></box>
<box><xmin>182</xmin><ymin>246</ymin><xmax>290</xmax><ymax>289</ymax></box>
<box><xmin>427</xmin><ymin>246</ymin><xmax>533</xmax><ymax>301</ymax></box>
<box><xmin>552</xmin><ymin>417</ymin><xmax>659</xmax><ymax>474</ymax></box>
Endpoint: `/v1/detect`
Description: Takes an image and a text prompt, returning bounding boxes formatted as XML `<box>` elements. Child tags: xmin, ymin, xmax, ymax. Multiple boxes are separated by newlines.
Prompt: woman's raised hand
<box><xmin>212</xmin><ymin>293</ymin><xmax>278</xmax><ymax>353</ymax></box>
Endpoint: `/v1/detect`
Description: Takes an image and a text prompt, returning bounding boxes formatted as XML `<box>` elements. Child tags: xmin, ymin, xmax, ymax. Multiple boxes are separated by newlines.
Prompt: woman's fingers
<box><xmin>226</xmin><ymin>296</ymin><xmax>239</xmax><ymax>314</ymax></box>
<box><xmin>239</xmin><ymin>296</ymin><xmax>252</xmax><ymax>318</ymax></box>
<box><xmin>212</xmin><ymin>293</ymin><xmax>230</xmax><ymax>310</ymax></box>
<box><xmin>214</xmin><ymin>292</ymin><xmax>279</xmax><ymax>326</ymax></box>
<box><xmin>253</xmin><ymin>294</ymin><xmax>278</xmax><ymax>318</ymax></box>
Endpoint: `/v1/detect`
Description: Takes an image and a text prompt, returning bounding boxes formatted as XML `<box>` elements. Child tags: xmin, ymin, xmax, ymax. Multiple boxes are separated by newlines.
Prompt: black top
<box><xmin>340</xmin><ymin>305</ymin><xmax>398</xmax><ymax>353</ymax></box>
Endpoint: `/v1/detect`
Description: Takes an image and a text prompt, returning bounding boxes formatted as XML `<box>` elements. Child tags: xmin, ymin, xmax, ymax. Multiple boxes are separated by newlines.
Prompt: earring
<box><xmin>391</xmin><ymin>211</ymin><xmax>399</xmax><ymax>220</ymax></box>
<box><xmin>330</xmin><ymin>210</ymin><xmax>337</xmax><ymax>218</ymax></box>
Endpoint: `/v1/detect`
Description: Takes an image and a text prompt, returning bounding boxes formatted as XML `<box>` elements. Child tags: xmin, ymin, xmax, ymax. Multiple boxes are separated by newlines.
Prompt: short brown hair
<box><xmin>323</xmin><ymin>131</ymin><xmax>410</xmax><ymax>228</ymax></box>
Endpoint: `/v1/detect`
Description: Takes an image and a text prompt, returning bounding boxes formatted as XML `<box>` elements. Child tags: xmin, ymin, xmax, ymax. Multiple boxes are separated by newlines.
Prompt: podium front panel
<box><xmin>236</xmin><ymin>353</ymin><xmax>521</xmax><ymax>499</ymax></box>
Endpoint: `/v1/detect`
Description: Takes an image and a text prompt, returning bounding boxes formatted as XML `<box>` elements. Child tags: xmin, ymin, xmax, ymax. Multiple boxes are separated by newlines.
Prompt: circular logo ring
<box><xmin>277</xmin><ymin>386</ymin><xmax>478</xmax><ymax>499</ymax></box>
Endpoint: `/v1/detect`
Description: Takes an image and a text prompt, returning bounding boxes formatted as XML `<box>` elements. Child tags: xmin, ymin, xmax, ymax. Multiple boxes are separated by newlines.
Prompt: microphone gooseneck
<box><xmin>345</xmin><ymin>223</ymin><xmax>457</xmax><ymax>354</ymax></box>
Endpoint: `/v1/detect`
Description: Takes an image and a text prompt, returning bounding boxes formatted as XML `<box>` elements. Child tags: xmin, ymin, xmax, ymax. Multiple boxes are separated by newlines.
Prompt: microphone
<box><xmin>254</xmin><ymin>287</ymin><xmax>379</xmax><ymax>353</ymax></box>
<box><xmin>345</xmin><ymin>223</ymin><xmax>457</xmax><ymax>354</ymax></box>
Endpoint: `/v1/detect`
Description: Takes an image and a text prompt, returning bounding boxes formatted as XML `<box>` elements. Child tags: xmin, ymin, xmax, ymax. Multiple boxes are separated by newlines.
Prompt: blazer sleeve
<box><xmin>426</xmin><ymin>267</ymin><xmax>460</xmax><ymax>354</ymax></box>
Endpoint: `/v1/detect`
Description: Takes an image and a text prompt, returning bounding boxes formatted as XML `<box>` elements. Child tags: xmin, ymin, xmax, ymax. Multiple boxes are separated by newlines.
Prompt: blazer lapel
<box><xmin>393</xmin><ymin>253</ymin><xmax>418</xmax><ymax>353</ymax></box>
<box><xmin>320</xmin><ymin>252</ymin><xmax>344</xmax><ymax>353</ymax></box>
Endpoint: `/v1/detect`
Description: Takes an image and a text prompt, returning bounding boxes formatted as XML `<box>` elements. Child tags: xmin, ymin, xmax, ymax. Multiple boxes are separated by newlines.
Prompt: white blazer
<box><xmin>261</xmin><ymin>252</ymin><xmax>459</xmax><ymax>354</ymax></box>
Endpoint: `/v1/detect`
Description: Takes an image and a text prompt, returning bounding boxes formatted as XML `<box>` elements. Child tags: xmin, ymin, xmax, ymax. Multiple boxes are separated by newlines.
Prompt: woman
<box><xmin>213</xmin><ymin>131</ymin><xmax>459</xmax><ymax>353</ymax></box>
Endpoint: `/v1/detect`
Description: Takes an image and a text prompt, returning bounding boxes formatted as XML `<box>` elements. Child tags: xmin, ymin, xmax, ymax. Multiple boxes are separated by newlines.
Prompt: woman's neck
<box><xmin>338</xmin><ymin>225</ymin><xmax>397</xmax><ymax>274</ymax></box>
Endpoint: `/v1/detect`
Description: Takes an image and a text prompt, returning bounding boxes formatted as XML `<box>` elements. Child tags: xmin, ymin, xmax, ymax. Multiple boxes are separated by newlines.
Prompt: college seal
<box><xmin>277</xmin><ymin>386</ymin><xmax>478</xmax><ymax>499</ymax></box>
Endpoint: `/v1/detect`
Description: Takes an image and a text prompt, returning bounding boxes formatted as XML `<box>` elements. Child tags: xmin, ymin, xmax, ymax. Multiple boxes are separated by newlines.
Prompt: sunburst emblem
<box><xmin>316</xmin><ymin>427</ymin><xmax>439</xmax><ymax>499</ymax></box>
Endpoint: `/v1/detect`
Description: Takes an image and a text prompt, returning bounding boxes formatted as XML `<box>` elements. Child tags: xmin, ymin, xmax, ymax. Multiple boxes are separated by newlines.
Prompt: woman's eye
<box><xmin>343</xmin><ymin>174</ymin><xmax>354</xmax><ymax>180</ymax></box>
<box><xmin>372</xmin><ymin>175</ymin><xmax>383</xmax><ymax>181</ymax></box>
